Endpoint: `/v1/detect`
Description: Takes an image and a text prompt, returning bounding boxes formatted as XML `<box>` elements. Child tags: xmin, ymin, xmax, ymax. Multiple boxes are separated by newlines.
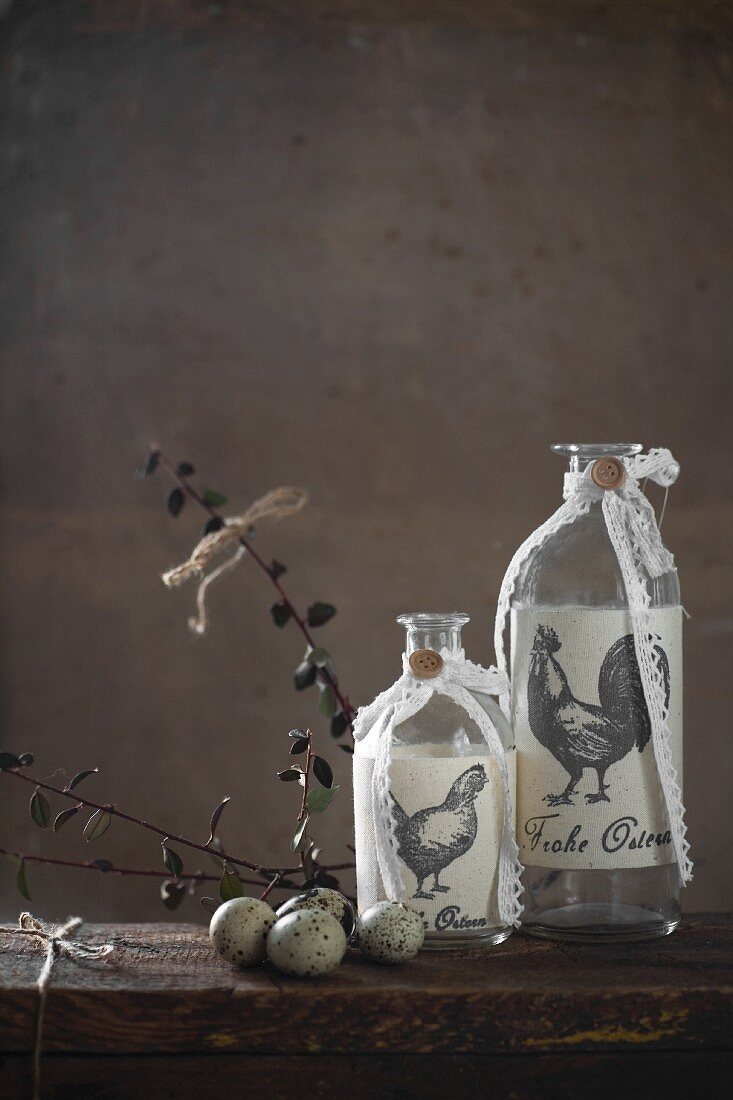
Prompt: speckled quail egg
<box><xmin>356</xmin><ymin>901</ymin><xmax>425</xmax><ymax>964</ymax></box>
<box><xmin>209</xmin><ymin>897</ymin><xmax>276</xmax><ymax>967</ymax></box>
<box><xmin>276</xmin><ymin>887</ymin><xmax>356</xmax><ymax>938</ymax></box>
<box><xmin>267</xmin><ymin>908</ymin><xmax>347</xmax><ymax>977</ymax></box>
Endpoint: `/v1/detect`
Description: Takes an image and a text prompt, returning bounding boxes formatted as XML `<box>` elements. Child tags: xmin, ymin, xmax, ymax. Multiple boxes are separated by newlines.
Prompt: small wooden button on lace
<box><xmin>408</xmin><ymin>649</ymin><xmax>444</xmax><ymax>678</ymax></box>
<box><xmin>590</xmin><ymin>456</ymin><xmax>626</xmax><ymax>490</ymax></box>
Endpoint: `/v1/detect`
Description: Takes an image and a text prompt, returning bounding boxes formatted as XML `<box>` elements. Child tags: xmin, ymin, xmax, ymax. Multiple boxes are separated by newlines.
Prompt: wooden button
<box><xmin>408</xmin><ymin>649</ymin><xmax>444</xmax><ymax>678</ymax></box>
<box><xmin>590</xmin><ymin>456</ymin><xmax>626</xmax><ymax>490</ymax></box>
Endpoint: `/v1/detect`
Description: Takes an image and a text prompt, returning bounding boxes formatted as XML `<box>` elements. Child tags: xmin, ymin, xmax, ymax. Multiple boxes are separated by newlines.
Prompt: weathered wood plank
<box><xmin>1</xmin><ymin>1052</ymin><xmax>732</xmax><ymax>1100</ymax></box>
<box><xmin>0</xmin><ymin>917</ymin><xmax>731</xmax><ymax>1057</ymax></box>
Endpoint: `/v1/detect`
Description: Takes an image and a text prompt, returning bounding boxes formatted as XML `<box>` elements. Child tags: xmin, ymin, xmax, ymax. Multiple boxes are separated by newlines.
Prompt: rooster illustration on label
<box><xmin>389</xmin><ymin>764</ymin><xmax>487</xmax><ymax>900</ymax></box>
<box><xmin>528</xmin><ymin>626</ymin><xmax>670</xmax><ymax>807</ymax></box>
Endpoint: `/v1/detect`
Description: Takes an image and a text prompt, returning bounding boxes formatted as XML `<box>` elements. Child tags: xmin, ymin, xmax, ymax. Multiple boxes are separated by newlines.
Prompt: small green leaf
<box><xmin>313</xmin><ymin>756</ymin><xmax>334</xmax><ymax>789</ymax></box>
<box><xmin>136</xmin><ymin>450</ymin><xmax>159</xmax><ymax>479</ymax></box>
<box><xmin>18</xmin><ymin>753</ymin><xmax>34</xmax><ymax>767</ymax></box>
<box><xmin>17</xmin><ymin>859</ymin><xmax>31</xmax><ymax>902</ymax></box>
<box><xmin>270</xmin><ymin>602</ymin><xmax>292</xmax><ymax>629</ymax></box>
<box><xmin>161</xmin><ymin>879</ymin><xmax>187</xmax><ymax>910</ymax></box>
<box><xmin>0</xmin><ymin>752</ymin><xmax>20</xmax><ymax>770</ymax></box>
<box><xmin>84</xmin><ymin>809</ymin><xmax>112</xmax><ymax>841</ymax></box>
<box><xmin>319</xmin><ymin>684</ymin><xmax>338</xmax><ymax>718</ymax></box>
<box><xmin>200</xmin><ymin>896</ymin><xmax>219</xmax><ymax>915</ymax></box>
<box><xmin>203</xmin><ymin>516</ymin><xmax>224</xmax><ymax>536</ymax></box>
<box><xmin>30</xmin><ymin>789</ymin><xmax>51</xmax><ymax>829</ymax></box>
<box><xmin>206</xmin><ymin>796</ymin><xmax>231</xmax><ymax>847</ymax></box>
<box><xmin>306</xmin><ymin>647</ymin><xmax>330</xmax><ymax>668</ymax></box>
<box><xmin>290</xmin><ymin>737</ymin><xmax>309</xmax><ymax>756</ymax></box>
<box><xmin>269</xmin><ymin>559</ymin><xmax>287</xmax><ymax>580</ymax></box>
<box><xmin>290</xmin><ymin>816</ymin><xmax>309</xmax><ymax>852</ymax></box>
<box><xmin>307</xmin><ymin>602</ymin><xmax>336</xmax><ymax>627</ymax></box>
<box><xmin>177</xmin><ymin>461</ymin><xmax>195</xmax><ymax>476</ymax></box>
<box><xmin>219</xmin><ymin>865</ymin><xmax>244</xmax><ymax>901</ymax></box>
<box><xmin>166</xmin><ymin>488</ymin><xmax>185</xmax><ymax>517</ymax></box>
<box><xmin>288</xmin><ymin>728</ymin><xmax>307</xmax><ymax>739</ymax></box>
<box><xmin>66</xmin><ymin>768</ymin><xmax>98</xmax><ymax>792</ymax></box>
<box><xmin>162</xmin><ymin>842</ymin><xmax>183</xmax><ymax>878</ymax></box>
<box><xmin>339</xmin><ymin>743</ymin><xmax>354</xmax><ymax>755</ymax></box>
<box><xmin>278</xmin><ymin>769</ymin><xmax>301</xmax><ymax>782</ymax></box>
<box><xmin>203</xmin><ymin>488</ymin><xmax>228</xmax><ymax>508</ymax></box>
<box><xmin>54</xmin><ymin>805</ymin><xmax>82</xmax><ymax>832</ymax></box>
<box><xmin>294</xmin><ymin>661</ymin><xmax>317</xmax><ymax>691</ymax></box>
<box><xmin>306</xmin><ymin>785</ymin><xmax>340</xmax><ymax>814</ymax></box>
<box><xmin>330</xmin><ymin>712</ymin><xmax>349</xmax><ymax>738</ymax></box>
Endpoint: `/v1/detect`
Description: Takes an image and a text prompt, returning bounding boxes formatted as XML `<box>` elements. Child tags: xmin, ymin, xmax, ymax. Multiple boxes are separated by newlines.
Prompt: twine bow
<box><xmin>161</xmin><ymin>486</ymin><xmax>308</xmax><ymax>634</ymax></box>
<box><xmin>0</xmin><ymin>913</ymin><xmax>113</xmax><ymax>1100</ymax></box>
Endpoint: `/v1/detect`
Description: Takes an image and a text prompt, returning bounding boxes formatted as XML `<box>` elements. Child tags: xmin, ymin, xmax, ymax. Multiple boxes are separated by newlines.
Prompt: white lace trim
<box><xmin>493</xmin><ymin>447</ymin><xmax>692</xmax><ymax>885</ymax></box>
<box><xmin>353</xmin><ymin>652</ymin><xmax>523</xmax><ymax>928</ymax></box>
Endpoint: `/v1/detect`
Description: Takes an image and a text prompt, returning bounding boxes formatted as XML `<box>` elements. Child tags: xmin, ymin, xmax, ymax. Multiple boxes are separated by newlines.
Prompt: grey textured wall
<box><xmin>1</xmin><ymin>0</ymin><xmax>731</xmax><ymax>922</ymax></box>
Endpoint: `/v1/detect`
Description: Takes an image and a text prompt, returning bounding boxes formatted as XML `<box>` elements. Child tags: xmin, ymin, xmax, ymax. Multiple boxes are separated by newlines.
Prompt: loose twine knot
<box><xmin>0</xmin><ymin>913</ymin><xmax>113</xmax><ymax>1100</ymax></box>
<box><xmin>161</xmin><ymin>485</ymin><xmax>308</xmax><ymax>634</ymax></box>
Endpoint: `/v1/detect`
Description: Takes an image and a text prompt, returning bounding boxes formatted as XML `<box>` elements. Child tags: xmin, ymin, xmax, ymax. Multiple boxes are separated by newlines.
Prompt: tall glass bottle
<box><xmin>510</xmin><ymin>444</ymin><xmax>682</xmax><ymax>941</ymax></box>
<box><xmin>354</xmin><ymin>613</ymin><xmax>515</xmax><ymax>948</ymax></box>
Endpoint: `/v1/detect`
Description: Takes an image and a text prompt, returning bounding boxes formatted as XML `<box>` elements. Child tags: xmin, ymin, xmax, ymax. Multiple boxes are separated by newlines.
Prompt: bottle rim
<box><xmin>551</xmin><ymin>443</ymin><xmax>643</xmax><ymax>460</ymax></box>
<box><xmin>396</xmin><ymin>612</ymin><xmax>470</xmax><ymax>628</ymax></box>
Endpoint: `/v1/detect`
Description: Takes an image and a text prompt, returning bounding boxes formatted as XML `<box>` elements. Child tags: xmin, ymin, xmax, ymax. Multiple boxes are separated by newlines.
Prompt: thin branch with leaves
<box><xmin>0</xmin><ymin>446</ymin><xmax>357</xmax><ymax>911</ymax></box>
<box><xmin>1</xmin><ymin>748</ymin><xmax>352</xmax><ymax>908</ymax></box>
<box><xmin>144</xmin><ymin>448</ymin><xmax>356</xmax><ymax>746</ymax></box>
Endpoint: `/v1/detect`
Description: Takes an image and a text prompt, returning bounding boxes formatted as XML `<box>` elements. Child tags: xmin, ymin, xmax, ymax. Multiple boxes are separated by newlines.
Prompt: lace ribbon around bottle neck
<box><xmin>353</xmin><ymin>649</ymin><xmax>523</xmax><ymax>928</ymax></box>
<box><xmin>493</xmin><ymin>447</ymin><xmax>692</xmax><ymax>885</ymax></box>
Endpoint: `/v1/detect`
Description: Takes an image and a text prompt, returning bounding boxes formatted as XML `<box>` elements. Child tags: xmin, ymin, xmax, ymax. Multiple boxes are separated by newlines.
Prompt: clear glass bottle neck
<box><xmin>396</xmin><ymin>614</ymin><xmax>468</xmax><ymax>656</ymax></box>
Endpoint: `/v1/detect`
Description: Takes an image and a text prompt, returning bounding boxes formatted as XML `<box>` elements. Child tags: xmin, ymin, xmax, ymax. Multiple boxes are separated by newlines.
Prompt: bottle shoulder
<box><xmin>354</xmin><ymin>690</ymin><xmax>512</xmax><ymax>758</ymax></box>
<box><xmin>512</xmin><ymin>502</ymin><xmax>680</xmax><ymax>609</ymax></box>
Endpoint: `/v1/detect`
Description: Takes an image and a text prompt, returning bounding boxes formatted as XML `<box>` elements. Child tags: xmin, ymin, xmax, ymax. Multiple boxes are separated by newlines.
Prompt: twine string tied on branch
<box><xmin>161</xmin><ymin>486</ymin><xmax>308</xmax><ymax>634</ymax></box>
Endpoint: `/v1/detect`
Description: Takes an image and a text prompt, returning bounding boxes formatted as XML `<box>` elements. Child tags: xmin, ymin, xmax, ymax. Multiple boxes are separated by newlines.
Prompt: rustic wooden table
<box><xmin>0</xmin><ymin>914</ymin><xmax>731</xmax><ymax>1098</ymax></box>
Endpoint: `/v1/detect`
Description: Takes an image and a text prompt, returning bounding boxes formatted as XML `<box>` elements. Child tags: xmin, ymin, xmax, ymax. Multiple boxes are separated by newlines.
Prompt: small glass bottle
<box><xmin>353</xmin><ymin>613</ymin><xmax>515</xmax><ymax>948</ymax></box>
<box><xmin>510</xmin><ymin>444</ymin><xmax>682</xmax><ymax>941</ymax></box>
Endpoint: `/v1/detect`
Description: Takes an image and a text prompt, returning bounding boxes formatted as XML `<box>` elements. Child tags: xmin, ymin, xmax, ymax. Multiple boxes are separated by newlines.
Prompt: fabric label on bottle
<box><xmin>511</xmin><ymin>607</ymin><xmax>682</xmax><ymax>870</ymax></box>
<box><xmin>353</xmin><ymin>751</ymin><xmax>515</xmax><ymax>932</ymax></box>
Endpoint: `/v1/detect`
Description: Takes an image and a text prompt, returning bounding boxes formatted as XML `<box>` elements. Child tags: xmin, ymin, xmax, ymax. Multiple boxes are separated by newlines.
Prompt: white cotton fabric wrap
<box><xmin>352</xmin><ymin>651</ymin><xmax>523</xmax><ymax>929</ymax></box>
<box><xmin>354</xmin><ymin>749</ymin><xmax>516</xmax><ymax>932</ymax></box>
<box><xmin>511</xmin><ymin>606</ymin><xmax>682</xmax><ymax>870</ymax></box>
<box><xmin>494</xmin><ymin>447</ymin><xmax>692</xmax><ymax>885</ymax></box>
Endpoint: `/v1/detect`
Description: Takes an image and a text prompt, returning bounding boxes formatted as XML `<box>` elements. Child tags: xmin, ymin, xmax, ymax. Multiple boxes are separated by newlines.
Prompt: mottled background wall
<box><xmin>1</xmin><ymin>0</ymin><xmax>731</xmax><ymax>921</ymax></box>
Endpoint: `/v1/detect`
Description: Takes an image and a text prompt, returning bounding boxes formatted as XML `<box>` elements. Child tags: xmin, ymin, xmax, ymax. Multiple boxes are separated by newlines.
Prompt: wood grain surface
<box><xmin>1</xmin><ymin>916</ymin><xmax>731</xmax><ymax>1057</ymax></box>
<box><xmin>1</xmin><ymin>1052</ymin><xmax>732</xmax><ymax>1100</ymax></box>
